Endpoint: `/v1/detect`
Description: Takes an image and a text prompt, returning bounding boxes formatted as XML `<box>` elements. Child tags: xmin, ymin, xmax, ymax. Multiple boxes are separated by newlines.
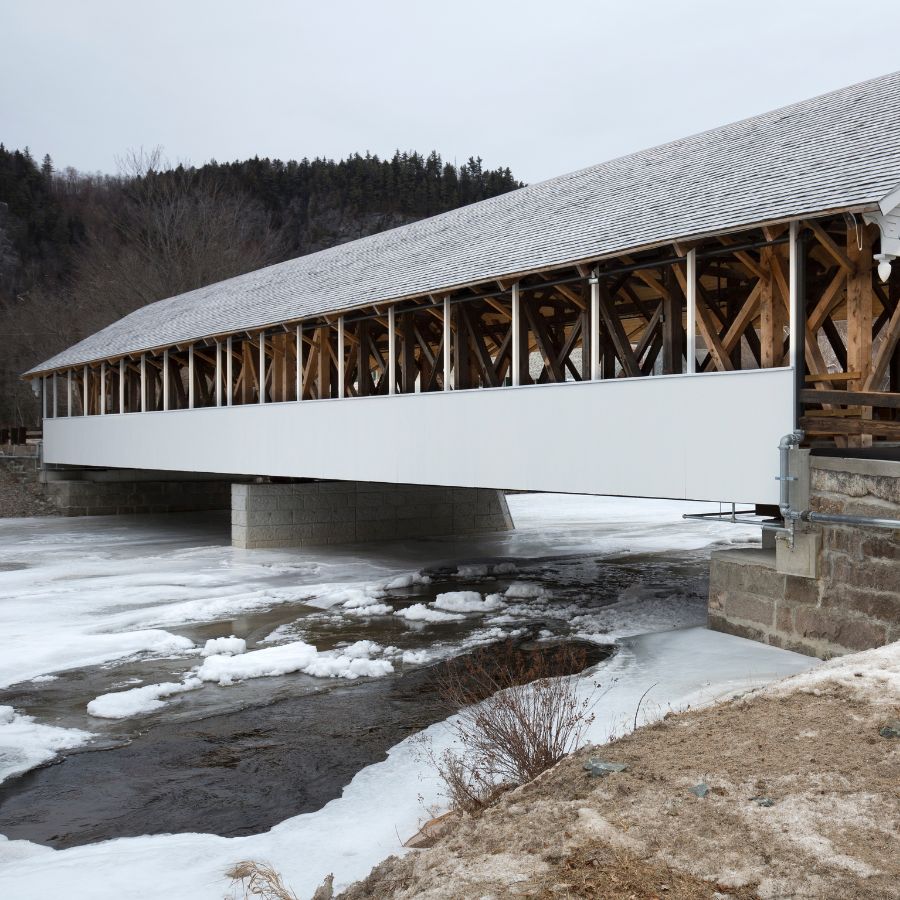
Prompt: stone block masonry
<box><xmin>709</xmin><ymin>456</ymin><xmax>900</xmax><ymax>658</ymax></box>
<box><xmin>232</xmin><ymin>481</ymin><xmax>514</xmax><ymax>549</ymax></box>
<box><xmin>46</xmin><ymin>478</ymin><xmax>231</xmax><ymax>516</ymax></box>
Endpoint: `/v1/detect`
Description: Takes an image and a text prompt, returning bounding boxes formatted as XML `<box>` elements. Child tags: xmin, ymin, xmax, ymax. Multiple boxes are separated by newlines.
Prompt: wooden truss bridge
<box><xmin>26</xmin><ymin>72</ymin><xmax>900</xmax><ymax>506</ymax></box>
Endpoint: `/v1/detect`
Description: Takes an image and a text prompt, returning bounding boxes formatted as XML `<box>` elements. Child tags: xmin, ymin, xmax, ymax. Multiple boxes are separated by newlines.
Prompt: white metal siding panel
<box><xmin>42</xmin><ymin>368</ymin><xmax>794</xmax><ymax>505</ymax></box>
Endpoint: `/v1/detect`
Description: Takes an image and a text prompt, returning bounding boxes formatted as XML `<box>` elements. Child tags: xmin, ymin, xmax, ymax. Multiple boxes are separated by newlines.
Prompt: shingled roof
<box><xmin>28</xmin><ymin>70</ymin><xmax>900</xmax><ymax>375</ymax></box>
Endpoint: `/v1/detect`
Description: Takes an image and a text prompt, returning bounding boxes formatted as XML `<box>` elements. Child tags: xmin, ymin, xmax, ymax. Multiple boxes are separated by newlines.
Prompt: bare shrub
<box><xmin>430</xmin><ymin>641</ymin><xmax>598</xmax><ymax>813</ymax></box>
<box><xmin>226</xmin><ymin>860</ymin><xmax>299</xmax><ymax>900</ymax></box>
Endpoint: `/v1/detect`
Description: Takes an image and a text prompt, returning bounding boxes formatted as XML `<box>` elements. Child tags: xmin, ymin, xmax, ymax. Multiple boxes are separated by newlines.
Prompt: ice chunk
<box><xmin>504</xmin><ymin>582</ymin><xmax>546</xmax><ymax>599</ymax></box>
<box><xmin>393</xmin><ymin>603</ymin><xmax>465</xmax><ymax>623</ymax></box>
<box><xmin>383</xmin><ymin>573</ymin><xmax>431</xmax><ymax>590</ymax></box>
<box><xmin>201</xmin><ymin>636</ymin><xmax>246</xmax><ymax>657</ymax></box>
<box><xmin>87</xmin><ymin>679</ymin><xmax>202</xmax><ymax>719</ymax></box>
<box><xmin>197</xmin><ymin>640</ymin><xmax>393</xmax><ymax>684</ymax></box>
<box><xmin>455</xmin><ymin>564</ymin><xmax>489</xmax><ymax>577</ymax></box>
<box><xmin>432</xmin><ymin>591</ymin><xmax>504</xmax><ymax>614</ymax></box>
<box><xmin>343</xmin><ymin>603</ymin><xmax>393</xmax><ymax>617</ymax></box>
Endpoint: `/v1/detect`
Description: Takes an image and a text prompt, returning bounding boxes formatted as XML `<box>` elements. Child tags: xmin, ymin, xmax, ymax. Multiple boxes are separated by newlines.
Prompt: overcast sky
<box><xmin>2</xmin><ymin>0</ymin><xmax>899</xmax><ymax>184</ymax></box>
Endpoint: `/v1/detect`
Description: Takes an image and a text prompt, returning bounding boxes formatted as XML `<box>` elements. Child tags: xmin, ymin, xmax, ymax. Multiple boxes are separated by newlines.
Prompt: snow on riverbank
<box><xmin>0</xmin><ymin>627</ymin><xmax>815</xmax><ymax>899</ymax></box>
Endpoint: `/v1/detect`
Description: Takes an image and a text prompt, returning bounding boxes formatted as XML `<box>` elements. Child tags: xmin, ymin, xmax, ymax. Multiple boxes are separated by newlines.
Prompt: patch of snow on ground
<box><xmin>762</xmin><ymin>639</ymin><xmax>899</xmax><ymax>703</ymax></box>
<box><xmin>432</xmin><ymin>591</ymin><xmax>503</xmax><ymax>614</ymax></box>
<box><xmin>201</xmin><ymin>636</ymin><xmax>246</xmax><ymax>657</ymax></box>
<box><xmin>86</xmin><ymin>679</ymin><xmax>202</xmax><ymax>719</ymax></box>
<box><xmin>0</xmin><ymin>628</ymin><xmax>815</xmax><ymax>899</ymax></box>
<box><xmin>0</xmin><ymin>707</ymin><xmax>92</xmax><ymax>783</ymax></box>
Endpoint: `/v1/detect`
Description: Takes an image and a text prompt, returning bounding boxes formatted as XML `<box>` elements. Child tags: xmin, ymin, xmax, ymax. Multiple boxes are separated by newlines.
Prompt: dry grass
<box><xmin>533</xmin><ymin>843</ymin><xmax>760</xmax><ymax>899</ymax></box>
<box><xmin>225</xmin><ymin>860</ymin><xmax>299</xmax><ymax>900</ymax></box>
<box><xmin>343</xmin><ymin>685</ymin><xmax>900</xmax><ymax>899</ymax></box>
<box><xmin>428</xmin><ymin>641</ymin><xmax>598</xmax><ymax>813</ymax></box>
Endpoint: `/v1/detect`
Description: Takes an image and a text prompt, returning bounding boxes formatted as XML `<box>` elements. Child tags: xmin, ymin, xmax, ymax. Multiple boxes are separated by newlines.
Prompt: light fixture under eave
<box><xmin>875</xmin><ymin>252</ymin><xmax>893</xmax><ymax>283</ymax></box>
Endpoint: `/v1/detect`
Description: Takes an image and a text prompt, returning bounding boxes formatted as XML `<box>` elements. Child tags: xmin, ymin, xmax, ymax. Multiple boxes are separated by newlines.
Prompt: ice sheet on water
<box><xmin>0</xmin><ymin>627</ymin><xmax>817</xmax><ymax>899</ymax></box>
<box><xmin>0</xmin><ymin>706</ymin><xmax>92</xmax><ymax>784</ymax></box>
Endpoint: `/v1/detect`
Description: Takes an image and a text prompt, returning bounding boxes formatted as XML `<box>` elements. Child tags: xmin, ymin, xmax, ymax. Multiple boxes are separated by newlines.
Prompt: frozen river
<box><xmin>0</xmin><ymin>494</ymin><xmax>816</xmax><ymax>898</ymax></box>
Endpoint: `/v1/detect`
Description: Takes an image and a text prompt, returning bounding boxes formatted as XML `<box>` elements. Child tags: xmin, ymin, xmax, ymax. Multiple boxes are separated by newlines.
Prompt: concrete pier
<box><xmin>709</xmin><ymin>456</ymin><xmax>900</xmax><ymax>657</ymax></box>
<box><xmin>231</xmin><ymin>481</ymin><xmax>514</xmax><ymax>549</ymax></box>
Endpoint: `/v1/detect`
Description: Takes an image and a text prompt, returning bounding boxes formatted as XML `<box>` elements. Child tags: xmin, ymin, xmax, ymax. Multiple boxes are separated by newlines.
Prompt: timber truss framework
<box><xmin>38</xmin><ymin>214</ymin><xmax>900</xmax><ymax>450</ymax></box>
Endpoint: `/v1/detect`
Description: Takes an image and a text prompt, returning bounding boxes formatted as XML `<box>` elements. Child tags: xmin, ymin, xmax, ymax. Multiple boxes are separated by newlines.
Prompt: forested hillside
<box><xmin>0</xmin><ymin>146</ymin><xmax>522</xmax><ymax>424</ymax></box>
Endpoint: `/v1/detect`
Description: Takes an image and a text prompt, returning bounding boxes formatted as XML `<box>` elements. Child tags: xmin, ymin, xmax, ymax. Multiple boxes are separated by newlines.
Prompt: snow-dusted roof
<box><xmin>29</xmin><ymin>70</ymin><xmax>900</xmax><ymax>375</ymax></box>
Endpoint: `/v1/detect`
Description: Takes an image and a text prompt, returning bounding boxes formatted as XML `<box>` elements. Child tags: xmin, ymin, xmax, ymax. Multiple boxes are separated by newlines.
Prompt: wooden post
<box><xmin>686</xmin><ymin>250</ymin><xmax>697</xmax><ymax>374</ymax></box>
<box><xmin>400</xmin><ymin>312</ymin><xmax>415</xmax><ymax>393</ymax></box>
<box><xmin>83</xmin><ymin>366</ymin><xmax>89</xmax><ymax>416</ymax></box>
<box><xmin>52</xmin><ymin>373</ymin><xmax>58</xmax><ymax>418</ymax></box>
<box><xmin>759</xmin><ymin>248</ymin><xmax>780</xmax><ymax>368</ymax></box>
<box><xmin>100</xmin><ymin>362</ymin><xmax>106</xmax><ymax>415</ymax></box>
<box><xmin>226</xmin><ymin>337</ymin><xmax>233</xmax><ymax>406</ymax></box>
<box><xmin>357</xmin><ymin>319</ymin><xmax>370</xmax><ymax>396</ymax></box>
<box><xmin>511</xmin><ymin>282</ymin><xmax>522</xmax><ymax>386</ymax></box>
<box><xmin>162</xmin><ymin>351</ymin><xmax>169</xmax><ymax>411</ymax></box>
<box><xmin>590</xmin><ymin>271</ymin><xmax>601</xmax><ymax>380</ymax></box>
<box><xmin>140</xmin><ymin>354</ymin><xmax>147</xmax><ymax>412</ymax></box>
<box><xmin>789</xmin><ymin>220</ymin><xmax>800</xmax><ymax>372</ymax></box>
<box><xmin>187</xmin><ymin>345</ymin><xmax>195</xmax><ymax>409</ymax></box>
<box><xmin>214</xmin><ymin>343</ymin><xmax>222</xmax><ymax>407</ymax></box>
<box><xmin>67</xmin><ymin>370</ymin><xmax>73</xmax><ymax>417</ymax></box>
<box><xmin>846</xmin><ymin>224</ymin><xmax>874</xmax><ymax>388</ymax></box>
<box><xmin>296</xmin><ymin>325</ymin><xmax>303</xmax><ymax>401</ymax></box>
<box><xmin>316</xmin><ymin>326</ymin><xmax>331</xmax><ymax>399</ymax></box>
<box><xmin>443</xmin><ymin>298</ymin><xmax>451</xmax><ymax>390</ymax></box>
<box><xmin>662</xmin><ymin>268</ymin><xmax>683</xmax><ymax>374</ymax></box>
<box><xmin>337</xmin><ymin>317</ymin><xmax>345</xmax><ymax>398</ymax></box>
<box><xmin>453</xmin><ymin>302</ymin><xmax>470</xmax><ymax>389</ymax></box>
<box><xmin>388</xmin><ymin>306</ymin><xmax>397</xmax><ymax>395</ymax></box>
<box><xmin>847</xmin><ymin>222</ymin><xmax>874</xmax><ymax>446</ymax></box>
<box><xmin>258</xmin><ymin>332</ymin><xmax>266</xmax><ymax>404</ymax></box>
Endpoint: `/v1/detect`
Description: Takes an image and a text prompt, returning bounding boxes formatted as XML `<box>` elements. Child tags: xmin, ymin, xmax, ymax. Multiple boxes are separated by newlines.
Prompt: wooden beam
<box><xmin>800</xmin><ymin>416</ymin><xmax>900</xmax><ymax>438</ymax></box>
<box><xmin>807</xmin><ymin>220</ymin><xmax>853</xmax><ymax>272</ymax></box>
<box><xmin>596</xmin><ymin>282</ymin><xmax>641</xmax><ymax>378</ymax></box>
<box><xmin>694</xmin><ymin>294</ymin><xmax>735</xmax><ymax>372</ymax></box>
<box><xmin>863</xmin><ymin>296</ymin><xmax>900</xmax><ymax>392</ymax></box>
<box><xmin>805</xmin><ymin>371</ymin><xmax>862</xmax><ymax>383</ymax></box>
<box><xmin>807</xmin><ymin>268</ymin><xmax>847</xmax><ymax>334</ymax></box>
<box><xmin>800</xmin><ymin>388</ymin><xmax>900</xmax><ymax>409</ymax></box>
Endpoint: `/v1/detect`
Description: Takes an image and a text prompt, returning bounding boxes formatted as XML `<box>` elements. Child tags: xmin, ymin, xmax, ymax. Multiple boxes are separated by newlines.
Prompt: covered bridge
<box><xmin>25</xmin><ymin>71</ymin><xmax>900</xmax><ymax>515</ymax></box>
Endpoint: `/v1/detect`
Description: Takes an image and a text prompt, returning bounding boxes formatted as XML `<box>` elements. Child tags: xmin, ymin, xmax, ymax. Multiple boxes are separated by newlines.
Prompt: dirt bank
<box><xmin>343</xmin><ymin>642</ymin><xmax>900</xmax><ymax>899</ymax></box>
